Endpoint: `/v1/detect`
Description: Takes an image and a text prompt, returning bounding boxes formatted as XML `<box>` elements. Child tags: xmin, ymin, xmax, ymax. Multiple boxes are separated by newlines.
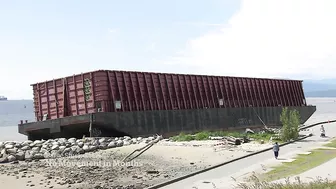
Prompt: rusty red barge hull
<box><xmin>18</xmin><ymin>70</ymin><xmax>316</xmax><ymax>140</ymax></box>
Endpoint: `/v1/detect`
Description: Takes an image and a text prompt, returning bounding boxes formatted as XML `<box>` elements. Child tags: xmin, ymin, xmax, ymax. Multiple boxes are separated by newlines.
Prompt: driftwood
<box><xmin>222</xmin><ymin>136</ymin><xmax>243</xmax><ymax>145</ymax></box>
<box><xmin>122</xmin><ymin>135</ymin><xmax>162</xmax><ymax>162</ymax></box>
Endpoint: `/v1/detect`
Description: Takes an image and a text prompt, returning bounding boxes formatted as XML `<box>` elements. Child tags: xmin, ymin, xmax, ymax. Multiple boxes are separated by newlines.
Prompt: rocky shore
<box><xmin>0</xmin><ymin>136</ymin><xmax>161</xmax><ymax>163</ymax></box>
<box><xmin>0</xmin><ymin>135</ymin><xmax>272</xmax><ymax>189</ymax></box>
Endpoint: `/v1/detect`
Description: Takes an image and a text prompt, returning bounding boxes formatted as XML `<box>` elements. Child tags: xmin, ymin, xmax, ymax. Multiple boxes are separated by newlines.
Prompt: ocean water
<box><xmin>0</xmin><ymin>98</ymin><xmax>335</xmax><ymax>141</ymax></box>
<box><xmin>0</xmin><ymin>100</ymin><xmax>35</xmax><ymax>141</ymax></box>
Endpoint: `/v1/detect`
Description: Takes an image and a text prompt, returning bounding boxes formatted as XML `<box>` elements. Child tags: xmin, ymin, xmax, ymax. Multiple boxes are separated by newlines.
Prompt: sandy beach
<box><xmin>0</xmin><ymin>139</ymin><xmax>272</xmax><ymax>189</ymax></box>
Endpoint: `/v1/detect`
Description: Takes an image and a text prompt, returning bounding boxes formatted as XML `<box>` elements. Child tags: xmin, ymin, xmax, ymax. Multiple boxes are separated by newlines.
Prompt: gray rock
<box><xmin>25</xmin><ymin>152</ymin><xmax>34</xmax><ymax>160</ymax></box>
<box><xmin>68</xmin><ymin>138</ymin><xmax>76</xmax><ymax>143</ymax></box>
<box><xmin>14</xmin><ymin>143</ymin><xmax>22</xmax><ymax>148</ymax></box>
<box><xmin>7</xmin><ymin>155</ymin><xmax>16</xmax><ymax>162</ymax></box>
<box><xmin>106</xmin><ymin>138</ymin><xmax>113</xmax><ymax>142</ymax></box>
<box><xmin>92</xmin><ymin>140</ymin><xmax>99</xmax><ymax>146</ymax></box>
<box><xmin>0</xmin><ymin>156</ymin><xmax>8</xmax><ymax>163</ymax></box>
<box><xmin>30</xmin><ymin>150</ymin><xmax>37</xmax><ymax>156</ymax></box>
<box><xmin>65</xmin><ymin>142</ymin><xmax>72</xmax><ymax>147</ymax></box>
<box><xmin>51</xmin><ymin>145</ymin><xmax>59</xmax><ymax>150</ymax></box>
<box><xmin>59</xmin><ymin>146</ymin><xmax>66</xmax><ymax>152</ymax></box>
<box><xmin>89</xmin><ymin>145</ymin><xmax>97</xmax><ymax>151</ymax></box>
<box><xmin>99</xmin><ymin>143</ymin><xmax>108</xmax><ymax>149</ymax></box>
<box><xmin>58</xmin><ymin>139</ymin><xmax>67</xmax><ymax>146</ymax></box>
<box><xmin>75</xmin><ymin>147</ymin><xmax>84</xmax><ymax>154</ymax></box>
<box><xmin>50</xmin><ymin>150</ymin><xmax>61</xmax><ymax>158</ymax></box>
<box><xmin>29</xmin><ymin>143</ymin><xmax>36</xmax><ymax>147</ymax></box>
<box><xmin>116</xmin><ymin>140</ymin><xmax>123</xmax><ymax>147</ymax></box>
<box><xmin>0</xmin><ymin>148</ymin><xmax>6</xmax><ymax>155</ymax></box>
<box><xmin>5</xmin><ymin>141</ymin><xmax>14</xmax><ymax>145</ymax></box>
<box><xmin>34</xmin><ymin>143</ymin><xmax>42</xmax><ymax>147</ymax></box>
<box><xmin>0</xmin><ymin>135</ymin><xmax>153</xmax><ymax>164</ymax></box>
<box><xmin>33</xmin><ymin>140</ymin><xmax>43</xmax><ymax>145</ymax></box>
<box><xmin>21</xmin><ymin>146</ymin><xmax>31</xmax><ymax>151</ymax></box>
<box><xmin>98</xmin><ymin>138</ymin><xmax>106</xmax><ymax>144</ymax></box>
<box><xmin>15</xmin><ymin>152</ymin><xmax>25</xmax><ymax>161</ymax></box>
<box><xmin>108</xmin><ymin>141</ymin><xmax>116</xmax><ymax>148</ymax></box>
<box><xmin>5</xmin><ymin>144</ymin><xmax>14</xmax><ymax>149</ymax></box>
<box><xmin>123</xmin><ymin>141</ymin><xmax>130</xmax><ymax>146</ymax></box>
<box><xmin>32</xmin><ymin>147</ymin><xmax>40</xmax><ymax>152</ymax></box>
<box><xmin>7</xmin><ymin>148</ymin><xmax>18</xmax><ymax>154</ymax></box>
<box><xmin>21</xmin><ymin>140</ymin><xmax>32</xmax><ymax>146</ymax></box>
<box><xmin>70</xmin><ymin>146</ymin><xmax>80</xmax><ymax>152</ymax></box>
<box><xmin>33</xmin><ymin>153</ymin><xmax>44</xmax><ymax>159</ymax></box>
<box><xmin>43</xmin><ymin>152</ymin><xmax>52</xmax><ymax>159</ymax></box>
<box><xmin>82</xmin><ymin>145</ymin><xmax>89</xmax><ymax>152</ymax></box>
<box><xmin>62</xmin><ymin>148</ymin><xmax>72</xmax><ymax>156</ymax></box>
<box><xmin>77</xmin><ymin>142</ymin><xmax>84</xmax><ymax>148</ymax></box>
<box><xmin>40</xmin><ymin>148</ymin><xmax>48</xmax><ymax>154</ymax></box>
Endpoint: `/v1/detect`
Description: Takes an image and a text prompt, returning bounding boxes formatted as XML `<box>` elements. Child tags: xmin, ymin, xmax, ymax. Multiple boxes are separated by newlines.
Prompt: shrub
<box><xmin>171</xmin><ymin>132</ymin><xmax>195</xmax><ymax>141</ymax></box>
<box><xmin>280</xmin><ymin>107</ymin><xmax>301</xmax><ymax>142</ymax></box>
<box><xmin>195</xmin><ymin>131</ymin><xmax>211</xmax><ymax>140</ymax></box>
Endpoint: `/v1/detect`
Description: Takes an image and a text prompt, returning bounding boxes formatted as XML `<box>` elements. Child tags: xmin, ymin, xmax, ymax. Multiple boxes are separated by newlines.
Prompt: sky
<box><xmin>1</xmin><ymin>0</ymin><xmax>336</xmax><ymax>99</ymax></box>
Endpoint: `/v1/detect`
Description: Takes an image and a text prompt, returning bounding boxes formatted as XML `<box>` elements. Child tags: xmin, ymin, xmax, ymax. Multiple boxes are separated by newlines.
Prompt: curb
<box><xmin>300</xmin><ymin>120</ymin><xmax>336</xmax><ymax>130</ymax></box>
<box><xmin>146</xmin><ymin>135</ymin><xmax>311</xmax><ymax>189</ymax></box>
<box><xmin>147</xmin><ymin>120</ymin><xmax>334</xmax><ymax>189</ymax></box>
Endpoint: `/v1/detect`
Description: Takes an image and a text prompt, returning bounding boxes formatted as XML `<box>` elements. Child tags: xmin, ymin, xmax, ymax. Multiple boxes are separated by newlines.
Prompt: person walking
<box><xmin>320</xmin><ymin>125</ymin><xmax>326</xmax><ymax>137</ymax></box>
<box><xmin>273</xmin><ymin>142</ymin><xmax>279</xmax><ymax>159</ymax></box>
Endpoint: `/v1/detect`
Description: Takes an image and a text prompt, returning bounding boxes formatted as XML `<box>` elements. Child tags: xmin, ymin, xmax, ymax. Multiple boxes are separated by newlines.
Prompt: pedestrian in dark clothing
<box><xmin>273</xmin><ymin>142</ymin><xmax>279</xmax><ymax>159</ymax></box>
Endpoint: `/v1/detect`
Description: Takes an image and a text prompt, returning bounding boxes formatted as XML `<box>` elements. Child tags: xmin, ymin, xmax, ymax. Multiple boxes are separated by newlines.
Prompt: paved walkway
<box><xmin>160</xmin><ymin>122</ymin><xmax>336</xmax><ymax>189</ymax></box>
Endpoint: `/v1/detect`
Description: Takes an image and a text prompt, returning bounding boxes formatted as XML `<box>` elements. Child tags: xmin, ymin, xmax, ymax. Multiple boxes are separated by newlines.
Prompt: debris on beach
<box><xmin>0</xmin><ymin>135</ymin><xmax>163</xmax><ymax>163</ymax></box>
<box><xmin>208</xmin><ymin>127</ymin><xmax>282</xmax><ymax>145</ymax></box>
<box><xmin>0</xmin><ymin>133</ymin><xmax>273</xmax><ymax>188</ymax></box>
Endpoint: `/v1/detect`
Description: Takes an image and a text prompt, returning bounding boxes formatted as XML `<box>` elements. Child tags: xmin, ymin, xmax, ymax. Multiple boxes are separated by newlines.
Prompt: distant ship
<box><xmin>0</xmin><ymin>96</ymin><xmax>7</xmax><ymax>101</ymax></box>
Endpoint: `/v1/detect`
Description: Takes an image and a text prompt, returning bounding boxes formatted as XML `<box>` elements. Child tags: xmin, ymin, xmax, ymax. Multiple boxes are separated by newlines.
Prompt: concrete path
<box><xmin>159</xmin><ymin>122</ymin><xmax>336</xmax><ymax>189</ymax></box>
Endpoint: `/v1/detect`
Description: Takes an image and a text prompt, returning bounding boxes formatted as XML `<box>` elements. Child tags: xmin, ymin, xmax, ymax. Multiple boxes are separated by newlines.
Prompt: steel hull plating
<box><xmin>19</xmin><ymin>106</ymin><xmax>316</xmax><ymax>140</ymax></box>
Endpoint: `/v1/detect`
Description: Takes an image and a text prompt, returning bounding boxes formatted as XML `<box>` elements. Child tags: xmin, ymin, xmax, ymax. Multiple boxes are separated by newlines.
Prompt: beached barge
<box><xmin>18</xmin><ymin>70</ymin><xmax>316</xmax><ymax>140</ymax></box>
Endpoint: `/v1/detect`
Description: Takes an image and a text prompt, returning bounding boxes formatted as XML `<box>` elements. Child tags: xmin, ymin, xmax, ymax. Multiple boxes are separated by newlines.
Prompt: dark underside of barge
<box><xmin>19</xmin><ymin>106</ymin><xmax>316</xmax><ymax>140</ymax></box>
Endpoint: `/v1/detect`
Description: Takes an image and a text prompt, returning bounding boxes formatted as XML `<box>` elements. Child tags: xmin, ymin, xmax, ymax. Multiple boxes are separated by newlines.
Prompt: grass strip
<box><xmin>170</xmin><ymin>131</ymin><xmax>282</xmax><ymax>143</ymax></box>
<box><xmin>323</xmin><ymin>138</ymin><xmax>336</xmax><ymax>148</ymax></box>
<box><xmin>262</xmin><ymin>148</ymin><xmax>336</xmax><ymax>181</ymax></box>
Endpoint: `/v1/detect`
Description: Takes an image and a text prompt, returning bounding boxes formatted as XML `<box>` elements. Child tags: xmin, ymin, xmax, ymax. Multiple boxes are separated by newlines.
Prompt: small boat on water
<box><xmin>0</xmin><ymin>96</ymin><xmax>7</xmax><ymax>101</ymax></box>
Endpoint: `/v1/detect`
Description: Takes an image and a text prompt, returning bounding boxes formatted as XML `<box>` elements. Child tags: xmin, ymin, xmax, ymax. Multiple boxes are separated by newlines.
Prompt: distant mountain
<box><xmin>305</xmin><ymin>90</ymin><xmax>336</xmax><ymax>97</ymax></box>
<box><xmin>303</xmin><ymin>80</ymin><xmax>336</xmax><ymax>92</ymax></box>
<box><xmin>303</xmin><ymin>79</ymin><xmax>336</xmax><ymax>97</ymax></box>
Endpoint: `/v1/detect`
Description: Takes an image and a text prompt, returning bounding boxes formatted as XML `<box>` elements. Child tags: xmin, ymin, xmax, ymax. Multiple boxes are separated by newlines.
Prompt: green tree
<box><xmin>280</xmin><ymin>107</ymin><xmax>301</xmax><ymax>141</ymax></box>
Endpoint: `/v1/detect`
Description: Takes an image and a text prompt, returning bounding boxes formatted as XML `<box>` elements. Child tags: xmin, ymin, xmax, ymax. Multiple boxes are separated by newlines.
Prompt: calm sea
<box><xmin>0</xmin><ymin>98</ymin><xmax>335</xmax><ymax>141</ymax></box>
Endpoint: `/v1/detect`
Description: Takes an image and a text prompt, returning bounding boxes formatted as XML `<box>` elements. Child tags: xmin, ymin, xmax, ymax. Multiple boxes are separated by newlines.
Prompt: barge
<box><xmin>0</xmin><ymin>96</ymin><xmax>7</xmax><ymax>101</ymax></box>
<box><xmin>18</xmin><ymin>70</ymin><xmax>316</xmax><ymax>140</ymax></box>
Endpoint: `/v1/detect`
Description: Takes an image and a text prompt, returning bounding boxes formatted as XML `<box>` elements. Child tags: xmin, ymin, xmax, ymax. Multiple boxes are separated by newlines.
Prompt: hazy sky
<box><xmin>1</xmin><ymin>0</ymin><xmax>336</xmax><ymax>99</ymax></box>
